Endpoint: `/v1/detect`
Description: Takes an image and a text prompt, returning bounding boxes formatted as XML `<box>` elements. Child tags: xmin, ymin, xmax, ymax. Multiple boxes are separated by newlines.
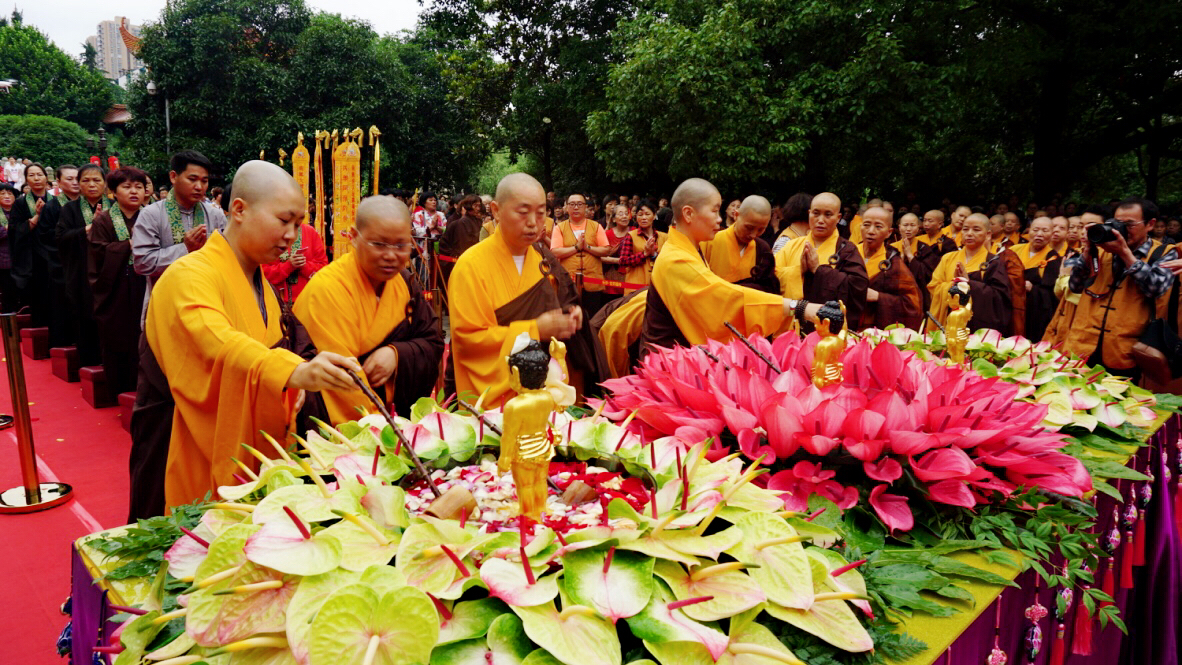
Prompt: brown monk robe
<box><xmin>1011</xmin><ymin>217</ymin><xmax>1062</xmax><ymax>340</ymax></box>
<box><xmin>450</xmin><ymin>174</ymin><xmax>606</xmax><ymax>406</ymax></box>
<box><xmin>856</xmin><ymin>207</ymin><xmax>923</xmax><ymax>330</ymax></box>
<box><xmin>908</xmin><ymin>210</ymin><xmax>959</xmax><ymax>314</ymax></box>
<box><xmin>927</xmin><ymin>214</ymin><xmax>1016</xmax><ymax>334</ymax></box>
<box><xmin>998</xmin><ymin>247</ymin><xmax>1027</xmax><ymax>337</ymax></box>
<box><xmin>775</xmin><ymin>192</ymin><xmax>869</xmax><ymax>332</ymax></box>
<box><xmin>439</xmin><ymin>194</ymin><xmax>485</xmax><ymax>287</ymax></box>
<box><xmin>54</xmin><ymin>165</ymin><xmax>104</xmax><ymax>367</ymax></box>
<box><xmin>89</xmin><ymin>168</ymin><xmax>151</xmax><ymax>395</ymax></box>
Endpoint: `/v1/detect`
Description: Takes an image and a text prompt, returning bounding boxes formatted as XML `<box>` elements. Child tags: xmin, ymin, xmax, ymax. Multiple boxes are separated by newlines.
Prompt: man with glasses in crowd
<box><xmin>552</xmin><ymin>192</ymin><xmax>612</xmax><ymax>317</ymax></box>
<box><xmin>295</xmin><ymin>195</ymin><xmax>443</xmax><ymax>421</ymax></box>
<box><xmin>1063</xmin><ymin>197</ymin><xmax>1176</xmax><ymax>380</ymax></box>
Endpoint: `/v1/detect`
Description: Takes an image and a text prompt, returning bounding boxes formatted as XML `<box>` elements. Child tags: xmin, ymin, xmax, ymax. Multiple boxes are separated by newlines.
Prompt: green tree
<box><xmin>0</xmin><ymin>114</ymin><xmax>92</xmax><ymax>167</ymax></box>
<box><xmin>81</xmin><ymin>41</ymin><xmax>97</xmax><ymax>69</ymax></box>
<box><xmin>125</xmin><ymin>0</ymin><xmax>485</xmax><ymax>189</ymax></box>
<box><xmin>0</xmin><ymin>19</ymin><xmax>114</xmax><ymax>128</ymax></box>
<box><xmin>420</xmin><ymin>0</ymin><xmax>640</xmax><ymax>193</ymax></box>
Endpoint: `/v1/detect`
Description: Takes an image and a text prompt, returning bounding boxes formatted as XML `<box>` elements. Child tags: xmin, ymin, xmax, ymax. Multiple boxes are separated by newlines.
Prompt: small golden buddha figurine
<box><xmin>945</xmin><ymin>281</ymin><xmax>973</xmax><ymax>365</ymax></box>
<box><xmin>498</xmin><ymin>336</ymin><xmax>574</xmax><ymax>521</ymax></box>
<box><xmin>812</xmin><ymin>300</ymin><xmax>847</xmax><ymax>389</ymax></box>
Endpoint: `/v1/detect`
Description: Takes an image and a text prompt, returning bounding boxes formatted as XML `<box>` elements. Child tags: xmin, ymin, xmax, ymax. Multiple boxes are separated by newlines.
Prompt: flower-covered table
<box><xmin>67</xmin><ymin>329</ymin><xmax>1182</xmax><ymax>665</ymax></box>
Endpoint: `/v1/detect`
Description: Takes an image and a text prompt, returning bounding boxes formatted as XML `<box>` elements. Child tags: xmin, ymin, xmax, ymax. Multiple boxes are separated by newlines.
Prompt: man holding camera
<box><xmin>1062</xmin><ymin>197</ymin><xmax>1176</xmax><ymax>380</ymax></box>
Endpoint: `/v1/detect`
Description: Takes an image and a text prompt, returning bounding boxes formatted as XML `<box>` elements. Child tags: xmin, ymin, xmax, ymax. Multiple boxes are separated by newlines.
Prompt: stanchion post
<box><xmin>0</xmin><ymin>313</ymin><xmax>72</xmax><ymax>513</ymax></box>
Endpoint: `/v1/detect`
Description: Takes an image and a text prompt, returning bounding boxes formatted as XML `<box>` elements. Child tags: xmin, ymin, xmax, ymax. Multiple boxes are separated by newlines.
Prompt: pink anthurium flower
<box><xmin>869</xmin><ymin>484</ymin><xmax>914</xmax><ymax>532</ymax></box>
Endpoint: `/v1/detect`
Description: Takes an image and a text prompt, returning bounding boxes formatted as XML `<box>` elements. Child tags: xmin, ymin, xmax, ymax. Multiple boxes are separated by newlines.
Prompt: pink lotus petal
<box><xmin>911</xmin><ymin>448</ymin><xmax>977</xmax><ymax>483</ymax></box>
<box><xmin>926</xmin><ymin>479</ymin><xmax>978</xmax><ymax>508</ymax></box>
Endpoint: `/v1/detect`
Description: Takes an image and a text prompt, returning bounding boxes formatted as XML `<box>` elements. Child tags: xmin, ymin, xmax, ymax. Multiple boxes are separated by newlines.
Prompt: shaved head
<box><xmin>862</xmin><ymin>206</ymin><xmax>892</xmax><ymax>225</ymax></box>
<box><xmin>739</xmin><ymin>195</ymin><xmax>771</xmax><ymax>217</ymax></box>
<box><xmin>231</xmin><ymin>160</ymin><xmax>302</xmax><ymax>206</ymax></box>
<box><xmin>671</xmin><ymin>178</ymin><xmax>720</xmax><ymax>223</ymax></box>
<box><xmin>495</xmin><ymin>173</ymin><xmax>545</xmax><ymax>207</ymax></box>
<box><xmin>966</xmin><ymin>213</ymin><xmax>989</xmax><ymax>226</ymax></box>
<box><xmin>355</xmin><ymin>195</ymin><xmax>410</xmax><ymax>233</ymax></box>
<box><xmin>813</xmin><ymin>192</ymin><xmax>841</xmax><ymax>211</ymax></box>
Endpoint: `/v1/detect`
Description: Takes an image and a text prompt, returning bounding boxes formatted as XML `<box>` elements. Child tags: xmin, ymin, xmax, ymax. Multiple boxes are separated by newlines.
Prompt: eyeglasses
<box><xmin>358</xmin><ymin>237</ymin><xmax>415</xmax><ymax>253</ymax></box>
<box><xmin>567</xmin><ymin>202</ymin><xmax>586</xmax><ymax>208</ymax></box>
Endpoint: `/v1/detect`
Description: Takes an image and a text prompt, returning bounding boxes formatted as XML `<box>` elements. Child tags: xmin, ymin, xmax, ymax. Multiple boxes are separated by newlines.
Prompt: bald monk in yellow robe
<box><xmin>1009</xmin><ymin>216</ymin><xmax>1062</xmax><ymax>340</ymax></box>
<box><xmin>450</xmin><ymin>174</ymin><xmax>606</xmax><ymax>406</ymax></box>
<box><xmin>639</xmin><ymin>178</ymin><xmax>822</xmax><ymax>353</ymax></box>
<box><xmin>147</xmin><ymin>161</ymin><xmax>360</xmax><ymax>508</ymax></box>
<box><xmin>294</xmin><ymin>196</ymin><xmax>444</xmax><ymax>423</ymax></box>
<box><xmin>926</xmin><ymin>213</ymin><xmax>1014</xmax><ymax>334</ymax></box>
<box><xmin>591</xmin><ymin>287</ymin><xmax>648</xmax><ymax>378</ymax></box>
<box><xmin>774</xmin><ymin>192</ymin><xmax>869</xmax><ymax>331</ymax></box>
<box><xmin>701</xmin><ymin>195</ymin><xmax>778</xmax><ymax>293</ymax></box>
<box><xmin>857</xmin><ymin>206</ymin><xmax>923</xmax><ymax>330</ymax></box>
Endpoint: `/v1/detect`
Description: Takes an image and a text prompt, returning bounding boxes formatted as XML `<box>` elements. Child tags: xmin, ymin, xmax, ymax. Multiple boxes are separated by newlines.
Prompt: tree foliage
<box><xmin>0</xmin><ymin>14</ymin><xmax>114</xmax><ymax>129</ymax></box>
<box><xmin>588</xmin><ymin>0</ymin><xmax>1182</xmax><ymax>202</ymax></box>
<box><xmin>0</xmin><ymin>114</ymin><xmax>93</xmax><ymax>167</ymax></box>
<box><xmin>124</xmin><ymin>0</ymin><xmax>486</xmax><ymax>189</ymax></box>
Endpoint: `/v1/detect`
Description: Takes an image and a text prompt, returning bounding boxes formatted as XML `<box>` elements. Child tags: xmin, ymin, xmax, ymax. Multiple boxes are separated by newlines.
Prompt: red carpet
<box><xmin>0</xmin><ymin>350</ymin><xmax>130</xmax><ymax>663</ymax></box>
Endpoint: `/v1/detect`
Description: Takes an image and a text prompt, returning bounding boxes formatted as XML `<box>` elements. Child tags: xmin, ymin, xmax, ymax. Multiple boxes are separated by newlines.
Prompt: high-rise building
<box><xmin>86</xmin><ymin>17</ymin><xmax>144</xmax><ymax>83</ymax></box>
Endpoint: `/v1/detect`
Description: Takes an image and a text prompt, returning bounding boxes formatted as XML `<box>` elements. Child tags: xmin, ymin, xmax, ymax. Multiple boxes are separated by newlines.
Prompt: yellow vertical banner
<box><xmin>291</xmin><ymin>132</ymin><xmax>310</xmax><ymax>214</ymax></box>
<box><xmin>314</xmin><ymin>131</ymin><xmax>327</xmax><ymax>239</ymax></box>
<box><xmin>332</xmin><ymin>135</ymin><xmax>362</xmax><ymax>258</ymax></box>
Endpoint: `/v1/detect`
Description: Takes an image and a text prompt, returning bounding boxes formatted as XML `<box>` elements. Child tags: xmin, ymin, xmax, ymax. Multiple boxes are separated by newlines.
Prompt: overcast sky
<box><xmin>22</xmin><ymin>1</ymin><xmax>425</xmax><ymax>59</ymax></box>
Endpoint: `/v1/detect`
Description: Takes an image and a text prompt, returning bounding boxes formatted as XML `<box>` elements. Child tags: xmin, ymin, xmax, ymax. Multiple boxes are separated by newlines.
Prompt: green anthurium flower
<box><xmin>307</xmin><ymin>583</ymin><xmax>439</xmax><ymax>665</ymax></box>
<box><xmin>432</xmin><ymin>612</ymin><xmax>534</xmax><ymax>665</ymax></box>
<box><xmin>113</xmin><ymin>612</ymin><xmax>166</xmax><ymax>665</ymax></box>
<box><xmin>1036</xmin><ymin>392</ymin><xmax>1074</xmax><ymax>427</ymax></box>
<box><xmin>762</xmin><ymin>558</ymin><xmax>873</xmax><ymax>653</ymax></box>
<box><xmin>252</xmin><ymin>482</ymin><xmax>365</xmax><ymax>525</ymax></box>
<box><xmin>437</xmin><ymin>598</ymin><xmax>511</xmax><ymax>646</ymax></box>
<box><xmin>396</xmin><ymin>518</ymin><xmax>496</xmax><ymax>595</ymax></box>
<box><xmin>320</xmin><ymin>518</ymin><xmax>401</xmax><ymax>572</ymax></box>
<box><xmin>480</xmin><ymin>557</ymin><xmax>561</xmax><ymax>607</ymax></box>
<box><xmin>244</xmin><ymin>517</ymin><xmax>343</xmax><ymax>576</ymax></box>
<box><xmin>300</xmin><ymin>429</ymin><xmax>356</xmax><ymax>468</ymax></box>
<box><xmin>513</xmin><ymin>601</ymin><xmax>621</xmax><ymax>665</ymax></box>
<box><xmin>285</xmin><ymin>569</ymin><xmax>365</xmax><ymax>664</ymax></box>
<box><xmin>359</xmin><ymin>483</ymin><xmax>410</xmax><ymax>530</ymax></box>
<box><xmin>652</xmin><ymin>559</ymin><xmax>765</xmax><ymax>621</ymax></box>
<box><xmin>804</xmin><ymin>549</ymin><xmax>872</xmax><ymax>618</ymax></box>
<box><xmin>1091</xmin><ymin>401</ymin><xmax>1128</xmax><ymax>429</ymax></box>
<box><xmin>192</xmin><ymin>523</ymin><xmax>259</xmax><ymax>582</ymax></box>
<box><xmin>561</xmin><ymin>548</ymin><xmax>654</xmax><ymax>621</ymax></box>
<box><xmin>643</xmin><ymin>617</ymin><xmax>805</xmax><ymax>665</ymax></box>
<box><xmin>144</xmin><ymin>629</ymin><xmax>196</xmax><ymax>662</ymax></box>
<box><xmin>723</xmin><ymin>513</ymin><xmax>812</xmax><ymax>610</ymax></box>
<box><xmin>186</xmin><ymin>562</ymin><xmax>299</xmax><ymax>647</ymax></box>
<box><xmin>218</xmin><ymin>467</ymin><xmax>302</xmax><ymax>502</ymax></box>
<box><xmin>624</xmin><ymin>579</ymin><xmax>729</xmax><ymax>660</ymax></box>
<box><xmin>520</xmin><ymin>649</ymin><xmax>565</xmax><ymax>665</ymax></box>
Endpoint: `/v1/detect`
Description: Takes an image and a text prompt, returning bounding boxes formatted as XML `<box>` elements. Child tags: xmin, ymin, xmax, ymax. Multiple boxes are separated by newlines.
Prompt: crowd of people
<box><xmin>4</xmin><ymin>148</ymin><xmax>1180</xmax><ymax>526</ymax></box>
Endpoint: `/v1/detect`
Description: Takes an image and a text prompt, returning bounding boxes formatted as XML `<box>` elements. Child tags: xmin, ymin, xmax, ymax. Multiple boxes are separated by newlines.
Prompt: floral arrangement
<box><xmin>596</xmin><ymin>332</ymin><xmax>1092</xmax><ymax>533</ymax></box>
<box><xmin>93</xmin><ymin>404</ymin><xmax>985</xmax><ymax>665</ymax></box>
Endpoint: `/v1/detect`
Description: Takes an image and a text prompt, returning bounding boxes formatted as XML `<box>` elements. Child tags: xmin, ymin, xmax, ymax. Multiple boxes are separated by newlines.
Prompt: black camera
<box><xmin>1086</xmin><ymin>218</ymin><xmax>1128</xmax><ymax>244</ymax></box>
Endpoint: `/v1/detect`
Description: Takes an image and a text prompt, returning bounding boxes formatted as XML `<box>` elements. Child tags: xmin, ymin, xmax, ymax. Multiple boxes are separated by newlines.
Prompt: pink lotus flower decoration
<box><xmin>596</xmin><ymin>333</ymin><xmax>1091</xmax><ymax>532</ymax></box>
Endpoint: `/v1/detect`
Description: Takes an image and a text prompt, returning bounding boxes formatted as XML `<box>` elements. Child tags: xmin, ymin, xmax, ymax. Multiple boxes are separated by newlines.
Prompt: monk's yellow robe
<box><xmin>1010</xmin><ymin>243</ymin><xmax>1061</xmax><ymax>340</ymax></box>
<box><xmin>927</xmin><ymin>248</ymin><xmax>987</xmax><ymax>327</ymax></box>
<box><xmin>638</xmin><ymin>227</ymin><xmax>786</xmax><ymax>352</ymax></box>
<box><xmin>775</xmin><ymin>232</ymin><xmax>839</xmax><ymax>299</ymax></box>
<box><xmin>147</xmin><ymin>232</ymin><xmax>302</xmax><ymax>509</ymax></box>
<box><xmin>294</xmin><ymin>251</ymin><xmax>443</xmax><ymax>423</ymax></box>
<box><xmin>595</xmin><ymin>288</ymin><xmax>648</xmax><ymax>378</ymax></box>
<box><xmin>702</xmin><ymin>226</ymin><xmax>759</xmax><ymax>283</ymax></box>
<box><xmin>449</xmin><ymin>231</ymin><xmax>557</xmax><ymax>406</ymax></box>
<box><xmin>848</xmin><ymin>216</ymin><xmax>863</xmax><ymax>244</ymax></box>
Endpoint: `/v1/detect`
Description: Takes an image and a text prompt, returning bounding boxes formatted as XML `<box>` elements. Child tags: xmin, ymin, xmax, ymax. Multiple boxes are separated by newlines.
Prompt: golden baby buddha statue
<box><xmin>945</xmin><ymin>281</ymin><xmax>972</xmax><ymax>365</ymax></box>
<box><xmin>497</xmin><ymin>335</ymin><xmax>575</xmax><ymax>521</ymax></box>
<box><xmin>811</xmin><ymin>300</ymin><xmax>847</xmax><ymax>389</ymax></box>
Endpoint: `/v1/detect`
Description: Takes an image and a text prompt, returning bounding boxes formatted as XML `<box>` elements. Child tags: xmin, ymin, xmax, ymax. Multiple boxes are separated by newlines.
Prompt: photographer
<box><xmin>1063</xmin><ymin>197</ymin><xmax>1176</xmax><ymax>380</ymax></box>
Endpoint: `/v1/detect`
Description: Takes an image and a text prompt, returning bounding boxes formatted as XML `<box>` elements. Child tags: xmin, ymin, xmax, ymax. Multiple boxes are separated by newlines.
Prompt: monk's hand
<box><xmin>902</xmin><ymin>242</ymin><xmax>914</xmax><ymax>262</ymax></box>
<box><xmin>802</xmin><ymin>244</ymin><xmax>819</xmax><ymax>273</ymax></box>
<box><xmin>537</xmin><ymin>308</ymin><xmax>578</xmax><ymax>341</ymax></box>
<box><xmin>954</xmin><ymin>261</ymin><xmax>967</xmax><ymax>279</ymax></box>
<box><xmin>183</xmin><ymin>225</ymin><xmax>207</xmax><ymax>252</ymax></box>
<box><xmin>290</xmin><ymin>252</ymin><xmax>307</xmax><ymax>268</ymax></box>
<box><xmin>1025</xmin><ymin>280</ymin><xmax>1033</xmax><ymax>292</ymax></box>
<box><xmin>1162</xmin><ymin>257</ymin><xmax>1182</xmax><ymax>277</ymax></box>
<box><xmin>363</xmin><ymin>346</ymin><xmax>398</xmax><ymax>388</ymax></box>
<box><xmin>288</xmin><ymin>352</ymin><xmax>360</xmax><ymax>392</ymax></box>
<box><xmin>803</xmin><ymin>302</ymin><xmax>824</xmax><ymax>324</ymax></box>
<box><xmin>866</xmin><ymin>288</ymin><xmax>879</xmax><ymax>303</ymax></box>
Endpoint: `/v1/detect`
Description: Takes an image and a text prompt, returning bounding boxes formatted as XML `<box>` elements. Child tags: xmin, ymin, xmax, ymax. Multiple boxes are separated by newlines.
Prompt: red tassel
<box><xmin>1120</xmin><ymin>531</ymin><xmax>1136</xmax><ymax>589</ymax></box>
<box><xmin>1071</xmin><ymin>597</ymin><xmax>1094</xmax><ymax>655</ymax></box>
<box><xmin>1049</xmin><ymin>621</ymin><xmax>1066</xmax><ymax>665</ymax></box>
<box><xmin>1133</xmin><ymin>510</ymin><xmax>1147</xmax><ymax>566</ymax></box>
<box><xmin>1101</xmin><ymin>559</ymin><xmax>1115</xmax><ymax>603</ymax></box>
